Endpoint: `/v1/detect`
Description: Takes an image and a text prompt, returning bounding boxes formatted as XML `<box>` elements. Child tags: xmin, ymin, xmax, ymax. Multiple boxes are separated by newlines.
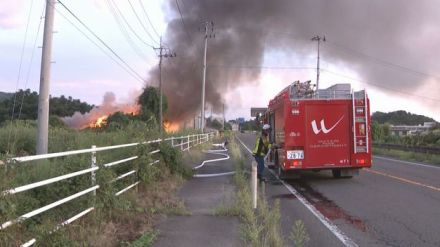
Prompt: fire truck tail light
<box><xmin>356</xmin><ymin>159</ymin><xmax>366</xmax><ymax>165</ymax></box>
<box><xmin>292</xmin><ymin>161</ymin><xmax>302</xmax><ymax>167</ymax></box>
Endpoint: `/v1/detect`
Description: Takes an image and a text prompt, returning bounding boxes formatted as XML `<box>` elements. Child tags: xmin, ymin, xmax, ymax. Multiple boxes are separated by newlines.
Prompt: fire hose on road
<box><xmin>193</xmin><ymin>142</ymin><xmax>235</xmax><ymax>178</ymax></box>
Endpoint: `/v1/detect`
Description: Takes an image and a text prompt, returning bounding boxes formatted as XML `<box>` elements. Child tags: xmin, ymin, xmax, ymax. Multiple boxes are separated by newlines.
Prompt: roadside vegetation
<box><xmin>371</xmin><ymin>111</ymin><xmax>440</xmax><ymax>164</ymax></box>
<box><xmin>0</xmin><ymin>118</ymin><xmax>201</xmax><ymax>246</ymax></box>
<box><xmin>0</xmin><ymin>86</ymin><xmax>208</xmax><ymax>246</ymax></box>
<box><xmin>216</xmin><ymin>134</ymin><xmax>310</xmax><ymax>246</ymax></box>
<box><xmin>373</xmin><ymin>147</ymin><xmax>440</xmax><ymax>165</ymax></box>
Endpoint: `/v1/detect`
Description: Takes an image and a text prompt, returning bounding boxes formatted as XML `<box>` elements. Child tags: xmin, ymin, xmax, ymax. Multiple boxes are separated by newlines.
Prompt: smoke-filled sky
<box><xmin>0</xmin><ymin>0</ymin><xmax>439</xmax><ymax>122</ymax></box>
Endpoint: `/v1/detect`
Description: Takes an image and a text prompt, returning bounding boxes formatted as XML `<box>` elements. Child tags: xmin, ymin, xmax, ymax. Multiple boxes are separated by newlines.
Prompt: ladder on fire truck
<box><xmin>352</xmin><ymin>90</ymin><xmax>369</xmax><ymax>153</ymax></box>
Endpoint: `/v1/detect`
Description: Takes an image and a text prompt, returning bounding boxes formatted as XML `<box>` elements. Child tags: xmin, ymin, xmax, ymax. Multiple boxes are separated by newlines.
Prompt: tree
<box><xmin>371</xmin><ymin>110</ymin><xmax>436</xmax><ymax>125</ymax></box>
<box><xmin>0</xmin><ymin>89</ymin><xmax>93</xmax><ymax>124</ymax></box>
<box><xmin>208</xmin><ymin>119</ymin><xmax>223</xmax><ymax>130</ymax></box>
<box><xmin>106</xmin><ymin>111</ymin><xmax>135</xmax><ymax>130</ymax></box>
<box><xmin>371</xmin><ymin>121</ymin><xmax>384</xmax><ymax>142</ymax></box>
<box><xmin>224</xmin><ymin>122</ymin><xmax>232</xmax><ymax>130</ymax></box>
<box><xmin>240</xmin><ymin>119</ymin><xmax>258</xmax><ymax>131</ymax></box>
<box><xmin>137</xmin><ymin>86</ymin><xmax>168</xmax><ymax>123</ymax></box>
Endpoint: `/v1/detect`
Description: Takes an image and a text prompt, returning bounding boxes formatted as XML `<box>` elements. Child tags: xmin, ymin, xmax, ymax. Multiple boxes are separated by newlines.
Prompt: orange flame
<box><xmin>83</xmin><ymin>104</ymin><xmax>140</xmax><ymax>129</ymax></box>
<box><xmin>164</xmin><ymin>121</ymin><xmax>180</xmax><ymax>133</ymax></box>
<box><xmin>89</xmin><ymin>115</ymin><xmax>108</xmax><ymax>128</ymax></box>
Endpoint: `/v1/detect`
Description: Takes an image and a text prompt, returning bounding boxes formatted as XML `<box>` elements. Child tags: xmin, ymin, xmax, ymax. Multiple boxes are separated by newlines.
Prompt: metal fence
<box><xmin>1</xmin><ymin>132</ymin><xmax>215</xmax><ymax>246</ymax></box>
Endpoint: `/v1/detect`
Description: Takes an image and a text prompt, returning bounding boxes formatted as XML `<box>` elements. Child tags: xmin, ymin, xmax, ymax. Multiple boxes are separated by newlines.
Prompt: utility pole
<box><xmin>36</xmin><ymin>0</ymin><xmax>55</xmax><ymax>154</ymax></box>
<box><xmin>311</xmin><ymin>35</ymin><xmax>325</xmax><ymax>90</ymax></box>
<box><xmin>222</xmin><ymin>103</ymin><xmax>225</xmax><ymax>130</ymax></box>
<box><xmin>154</xmin><ymin>37</ymin><xmax>175</xmax><ymax>134</ymax></box>
<box><xmin>200</xmin><ymin>21</ymin><xmax>214</xmax><ymax>133</ymax></box>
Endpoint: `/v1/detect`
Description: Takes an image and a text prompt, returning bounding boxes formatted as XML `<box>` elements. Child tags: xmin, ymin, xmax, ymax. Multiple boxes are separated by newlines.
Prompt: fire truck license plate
<box><xmin>287</xmin><ymin>150</ymin><xmax>304</xmax><ymax>160</ymax></box>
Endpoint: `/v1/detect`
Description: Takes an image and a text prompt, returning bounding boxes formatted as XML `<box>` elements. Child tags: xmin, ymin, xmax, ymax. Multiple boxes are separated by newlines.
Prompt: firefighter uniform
<box><xmin>252</xmin><ymin>131</ymin><xmax>271</xmax><ymax>181</ymax></box>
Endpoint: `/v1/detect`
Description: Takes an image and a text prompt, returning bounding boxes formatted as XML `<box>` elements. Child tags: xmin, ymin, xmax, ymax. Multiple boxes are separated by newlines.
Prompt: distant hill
<box><xmin>372</xmin><ymin>110</ymin><xmax>437</xmax><ymax>125</ymax></box>
<box><xmin>0</xmin><ymin>92</ymin><xmax>13</xmax><ymax>101</ymax></box>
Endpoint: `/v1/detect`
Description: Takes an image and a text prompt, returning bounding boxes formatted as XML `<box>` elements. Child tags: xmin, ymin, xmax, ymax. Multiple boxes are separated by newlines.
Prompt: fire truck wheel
<box><xmin>274</xmin><ymin>151</ymin><xmax>279</xmax><ymax>168</ymax></box>
<box><xmin>332</xmin><ymin>169</ymin><xmax>354</xmax><ymax>179</ymax></box>
<box><xmin>332</xmin><ymin>169</ymin><xmax>342</xmax><ymax>178</ymax></box>
<box><xmin>277</xmin><ymin>165</ymin><xmax>286</xmax><ymax>179</ymax></box>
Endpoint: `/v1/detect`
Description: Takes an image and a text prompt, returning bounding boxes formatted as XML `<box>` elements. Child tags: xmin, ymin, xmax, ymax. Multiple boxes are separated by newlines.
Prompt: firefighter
<box><xmin>252</xmin><ymin>124</ymin><xmax>271</xmax><ymax>182</ymax></box>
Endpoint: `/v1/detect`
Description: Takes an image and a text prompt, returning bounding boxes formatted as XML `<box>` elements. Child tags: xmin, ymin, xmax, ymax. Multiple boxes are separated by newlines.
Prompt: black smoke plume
<box><xmin>147</xmin><ymin>0</ymin><xmax>440</xmax><ymax>122</ymax></box>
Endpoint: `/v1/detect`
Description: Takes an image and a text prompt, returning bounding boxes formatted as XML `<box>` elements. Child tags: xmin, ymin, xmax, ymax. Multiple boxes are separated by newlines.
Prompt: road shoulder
<box><xmin>153</xmin><ymin>151</ymin><xmax>241</xmax><ymax>247</ymax></box>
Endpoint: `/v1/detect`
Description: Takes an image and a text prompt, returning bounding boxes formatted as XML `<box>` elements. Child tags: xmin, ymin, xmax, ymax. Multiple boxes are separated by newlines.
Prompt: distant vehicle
<box><xmin>264</xmin><ymin>81</ymin><xmax>372</xmax><ymax>178</ymax></box>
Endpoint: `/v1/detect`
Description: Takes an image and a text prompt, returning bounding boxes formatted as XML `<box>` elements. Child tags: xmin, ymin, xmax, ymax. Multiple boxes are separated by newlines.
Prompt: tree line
<box><xmin>371</xmin><ymin>110</ymin><xmax>436</xmax><ymax>126</ymax></box>
<box><xmin>0</xmin><ymin>89</ymin><xmax>93</xmax><ymax>124</ymax></box>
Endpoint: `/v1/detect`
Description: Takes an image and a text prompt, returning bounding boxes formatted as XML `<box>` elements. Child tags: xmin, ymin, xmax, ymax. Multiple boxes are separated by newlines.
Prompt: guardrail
<box><xmin>1</xmin><ymin>132</ymin><xmax>216</xmax><ymax>246</ymax></box>
<box><xmin>373</xmin><ymin>143</ymin><xmax>440</xmax><ymax>155</ymax></box>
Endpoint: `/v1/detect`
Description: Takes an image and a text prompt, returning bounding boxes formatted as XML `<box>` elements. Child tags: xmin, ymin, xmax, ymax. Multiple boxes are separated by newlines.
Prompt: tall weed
<box><xmin>0</xmin><ymin>120</ymin><xmax>200</xmax><ymax>245</ymax></box>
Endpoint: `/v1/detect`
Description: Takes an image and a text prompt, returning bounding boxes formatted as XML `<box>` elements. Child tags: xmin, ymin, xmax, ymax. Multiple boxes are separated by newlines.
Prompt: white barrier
<box><xmin>1</xmin><ymin>132</ymin><xmax>216</xmax><ymax>246</ymax></box>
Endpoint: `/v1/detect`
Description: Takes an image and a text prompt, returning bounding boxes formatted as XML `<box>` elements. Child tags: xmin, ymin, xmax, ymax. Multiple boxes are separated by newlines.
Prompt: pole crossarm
<box><xmin>154</xmin><ymin>37</ymin><xmax>176</xmax><ymax>134</ymax></box>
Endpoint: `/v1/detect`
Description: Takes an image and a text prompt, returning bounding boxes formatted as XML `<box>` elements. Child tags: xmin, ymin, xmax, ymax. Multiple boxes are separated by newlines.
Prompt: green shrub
<box><xmin>159</xmin><ymin>142</ymin><xmax>192</xmax><ymax>178</ymax></box>
<box><xmin>0</xmin><ymin>120</ymin><xmax>200</xmax><ymax>245</ymax></box>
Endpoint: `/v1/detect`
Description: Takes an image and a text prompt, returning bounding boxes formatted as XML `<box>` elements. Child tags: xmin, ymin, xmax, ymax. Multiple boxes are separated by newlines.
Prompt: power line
<box><xmin>54</xmin><ymin>2</ymin><xmax>145</xmax><ymax>83</ymax></box>
<box><xmin>109</xmin><ymin>0</ymin><xmax>155</xmax><ymax>49</ymax></box>
<box><xmin>9</xmin><ymin>0</ymin><xmax>35</xmax><ymax>123</ymax></box>
<box><xmin>105</xmin><ymin>0</ymin><xmax>151</xmax><ymax>60</ymax></box>
<box><xmin>208</xmin><ymin>64</ymin><xmax>316</xmax><ymax>70</ymax></box>
<box><xmin>56</xmin><ymin>0</ymin><xmax>145</xmax><ymax>82</ymax></box>
<box><xmin>138</xmin><ymin>0</ymin><xmax>161</xmax><ymax>38</ymax></box>
<box><xmin>127</xmin><ymin>0</ymin><xmax>160</xmax><ymax>46</ymax></box>
<box><xmin>7</xmin><ymin>0</ymin><xmax>35</xmax><ymax>154</ymax></box>
<box><xmin>18</xmin><ymin>5</ymin><xmax>46</xmax><ymax>120</ymax></box>
<box><xmin>321</xmin><ymin>68</ymin><xmax>440</xmax><ymax>102</ymax></box>
<box><xmin>260</xmin><ymin>30</ymin><xmax>440</xmax><ymax>82</ymax></box>
<box><xmin>175</xmin><ymin>0</ymin><xmax>192</xmax><ymax>42</ymax></box>
<box><xmin>324</xmin><ymin>41</ymin><xmax>440</xmax><ymax>81</ymax></box>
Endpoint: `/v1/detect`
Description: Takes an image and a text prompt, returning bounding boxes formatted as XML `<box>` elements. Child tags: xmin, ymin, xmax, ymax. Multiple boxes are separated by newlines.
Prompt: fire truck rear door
<box><xmin>304</xmin><ymin>103</ymin><xmax>351</xmax><ymax>168</ymax></box>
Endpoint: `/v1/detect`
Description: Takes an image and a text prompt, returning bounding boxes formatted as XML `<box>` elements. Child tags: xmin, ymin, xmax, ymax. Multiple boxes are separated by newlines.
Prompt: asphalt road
<box><xmin>237</xmin><ymin>132</ymin><xmax>440</xmax><ymax>247</ymax></box>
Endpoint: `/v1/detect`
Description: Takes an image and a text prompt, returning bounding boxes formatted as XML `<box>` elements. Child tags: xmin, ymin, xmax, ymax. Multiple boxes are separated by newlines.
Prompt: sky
<box><xmin>0</xmin><ymin>0</ymin><xmax>439</xmax><ymax>122</ymax></box>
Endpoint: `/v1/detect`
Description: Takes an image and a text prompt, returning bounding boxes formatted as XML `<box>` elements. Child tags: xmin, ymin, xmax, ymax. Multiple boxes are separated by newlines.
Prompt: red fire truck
<box><xmin>265</xmin><ymin>81</ymin><xmax>372</xmax><ymax>178</ymax></box>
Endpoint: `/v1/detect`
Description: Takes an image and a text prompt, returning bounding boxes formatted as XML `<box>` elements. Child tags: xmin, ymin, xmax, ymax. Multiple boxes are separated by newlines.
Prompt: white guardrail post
<box><xmin>187</xmin><ymin>135</ymin><xmax>190</xmax><ymax>150</ymax></box>
<box><xmin>251</xmin><ymin>160</ymin><xmax>257</xmax><ymax>209</ymax></box>
<box><xmin>171</xmin><ymin>137</ymin><xmax>174</xmax><ymax>147</ymax></box>
<box><xmin>91</xmin><ymin>145</ymin><xmax>97</xmax><ymax>196</ymax></box>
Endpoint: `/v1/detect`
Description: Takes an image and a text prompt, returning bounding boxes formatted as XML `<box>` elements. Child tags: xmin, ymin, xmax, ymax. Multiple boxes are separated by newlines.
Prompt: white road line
<box><xmin>236</xmin><ymin>135</ymin><xmax>358</xmax><ymax>247</ymax></box>
<box><xmin>374</xmin><ymin>156</ymin><xmax>440</xmax><ymax>170</ymax></box>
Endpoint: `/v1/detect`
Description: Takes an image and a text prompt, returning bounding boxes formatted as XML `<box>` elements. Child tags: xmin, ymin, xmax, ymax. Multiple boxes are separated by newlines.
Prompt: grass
<box><xmin>373</xmin><ymin>147</ymin><xmax>440</xmax><ymax>165</ymax></box>
<box><xmin>290</xmin><ymin>220</ymin><xmax>310</xmax><ymax>247</ymax></box>
<box><xmin>128</xmin><ymin>230</ymin><xmax>158</xmax><ymax>247</ymax></box>
<box><xmin>222</xmin><ymin>133</ymin><xmax>310</xmax><ymax>247</ymax></box>
<box><xmin>0</xmin><ymin>120</ymin><xmax>201</xmax><ymax>246</ymax></box>
<box><xmin>225</xmin><ymin>138</ymin><xmax>284</xmax><ymax>247</ymax></box>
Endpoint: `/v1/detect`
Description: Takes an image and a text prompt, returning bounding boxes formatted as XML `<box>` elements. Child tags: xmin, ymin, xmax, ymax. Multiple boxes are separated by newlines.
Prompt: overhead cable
<box><xmin>127</xmin><ymin>0</ymin><xmax>160</xmax><ymax>46</ymax></box>
<box><xmin>56</xmin><ymin>0</ymin><xmax>145</xmax><ymax>82</ymax></box>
